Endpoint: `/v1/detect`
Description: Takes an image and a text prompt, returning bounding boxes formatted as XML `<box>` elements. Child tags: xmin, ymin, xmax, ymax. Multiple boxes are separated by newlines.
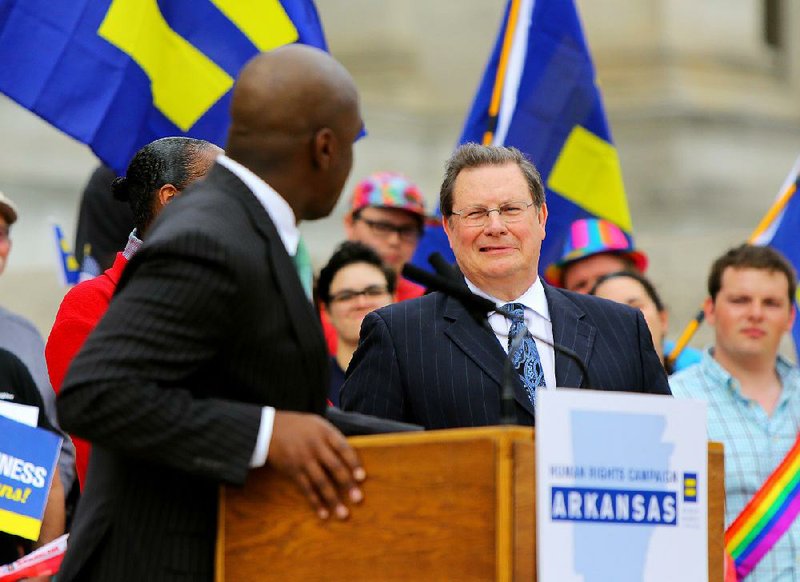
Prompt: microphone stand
<box><xmin>405</xmin><ymin>261</ymin><xmax>519</xmax><ymax>424</ymax></box>
<box><xmin>422</xmin><ymin>255</ymin><xmax>591</xmax><ymax>389</ymax></box>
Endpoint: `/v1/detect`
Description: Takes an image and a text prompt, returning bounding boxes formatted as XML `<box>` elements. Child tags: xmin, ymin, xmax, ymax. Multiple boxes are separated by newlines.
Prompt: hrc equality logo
<box><xmin>98</xmin><ymin>0</ymin><xmax>300</xmax><ymax>131</ymax></box>
<box><xmin>683</xmin><ymin>472</ymin><xmax>698</xmax><ymax>503</ymax></box>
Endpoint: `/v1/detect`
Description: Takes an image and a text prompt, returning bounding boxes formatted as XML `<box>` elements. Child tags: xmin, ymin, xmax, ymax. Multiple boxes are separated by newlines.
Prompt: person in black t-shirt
<box><xmin>0</xmin><ymin>348</ymin><xmax>64</xmax><ymax>567</ymax></box>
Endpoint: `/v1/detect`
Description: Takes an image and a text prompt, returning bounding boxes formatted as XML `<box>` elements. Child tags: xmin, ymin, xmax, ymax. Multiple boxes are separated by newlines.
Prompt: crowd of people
<box><xmin>0</xmin><ymin>44</ymin><xmax>797</xmax><ymax>581</ymax></box>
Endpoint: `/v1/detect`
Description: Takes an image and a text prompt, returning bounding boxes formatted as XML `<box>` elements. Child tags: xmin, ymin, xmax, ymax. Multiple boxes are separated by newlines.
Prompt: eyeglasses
<box><xmin>450</xmin><ymin>200</ymin><xmax>535</xmax><ymax>227</ymax></box>
<box><xmin>329</xmin><ymin>284</ymin><xmax>390</xmax><ymax>304</ymax></box>
<box><xmin>354</xmin><ymin>216</ymin><xmax>421</xmax><ymax>243</ymax></box>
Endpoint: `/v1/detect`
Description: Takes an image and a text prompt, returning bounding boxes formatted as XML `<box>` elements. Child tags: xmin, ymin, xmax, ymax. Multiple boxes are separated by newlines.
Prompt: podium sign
<box><xmin>535</xmin><ymin>390</ymin><xmax>707</xmax><ymax>582</ymax></box>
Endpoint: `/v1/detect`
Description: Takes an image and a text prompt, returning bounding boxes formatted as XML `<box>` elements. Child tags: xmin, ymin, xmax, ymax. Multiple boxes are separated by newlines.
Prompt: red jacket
<box><xmin>46</xmin><ymin>252</ymin><xmax>128</xmax><ymax>488</ymax></box>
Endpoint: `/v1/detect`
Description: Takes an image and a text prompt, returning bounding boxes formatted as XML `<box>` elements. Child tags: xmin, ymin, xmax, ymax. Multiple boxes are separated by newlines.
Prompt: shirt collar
<box><xmin>700</xmin><ymin>346</ymin><xmax>800</xmax><ymax>403</ymax></box>
<box><xmin>464</xmin><ymin>276</ymin><xmax>550</xmax><ymax>322</ymax></box>
<box><xmin>216</xmin><ymin>154</ymin><xmax>300</xmax><ymax>255</ymax></box>
<box><xmin>122</xmin><ymin>229</ymin><xmax>143</xmax><ymax>260</ymax></box>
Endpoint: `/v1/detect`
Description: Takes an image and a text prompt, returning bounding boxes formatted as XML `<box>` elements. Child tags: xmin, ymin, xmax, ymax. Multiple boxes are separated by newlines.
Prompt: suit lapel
<box><xmin>442</xmin><ymin>295</ymin><xmax>537</xmax><ymax>421</ymax></box>
<box><xmin>215</xmin><ymin>166</ymin><xmax>326</xmax><ymax>373</ymax></box>
<box><xmin>544</xmin><ymin>283</ymin><xmax>595</xmax><ymax>388</ymax></box>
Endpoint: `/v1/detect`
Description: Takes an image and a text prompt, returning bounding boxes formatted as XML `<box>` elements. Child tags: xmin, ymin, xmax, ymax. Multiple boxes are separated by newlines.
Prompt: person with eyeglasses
<box><xmin>319</xmin><ymin>172</ymin><xmax>427</xmax><ymax>354</ymax></box>
<box><xmin>342</xmin><ymin>143</ymin><xmax>669</xmax><ymax>430</ymax></box>
<box><xmin>316</xmin><ymin>241</ymin><xmax>396</xmax><ymax>406</ymax></box>
<box><xmin>344</xmin><ymin>171</ymin><xmax>427</xmax><ymax>284</ymax></box>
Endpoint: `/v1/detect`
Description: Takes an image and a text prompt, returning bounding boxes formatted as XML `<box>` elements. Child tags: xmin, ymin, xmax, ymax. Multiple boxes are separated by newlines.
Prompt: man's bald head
<box><xmin>229</xmin><ymin>45</ymin><xmax>356</xmax><ymax>145</ymax></box>
<box><xmin>225</xmin><ymin>46</ymin><xmax>361</xmax><ymax>225</ymax></box>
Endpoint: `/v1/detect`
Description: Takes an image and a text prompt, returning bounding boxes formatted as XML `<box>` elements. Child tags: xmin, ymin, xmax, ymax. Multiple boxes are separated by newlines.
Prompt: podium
<box><xmin>216</xmin><ymin>427</ymin><xmax>724</xmax><ymax>581</ymax></box>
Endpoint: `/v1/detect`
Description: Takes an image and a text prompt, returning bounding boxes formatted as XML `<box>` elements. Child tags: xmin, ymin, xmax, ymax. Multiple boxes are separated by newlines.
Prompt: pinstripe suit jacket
<box><xmin>340</xmin><ymin>284</ymin><xmax>670</xmax><ymax>428</ymax></box>
<box><xmin>56</xmin><ymin>164</ymin><xmax>328</xmax><ymax>582</ymax></box>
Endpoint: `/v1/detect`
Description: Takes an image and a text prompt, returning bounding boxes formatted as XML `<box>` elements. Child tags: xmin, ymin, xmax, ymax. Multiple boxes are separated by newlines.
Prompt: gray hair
<box><xmin>439</xmin><ymin>143</ymin><xmax>545</xmax><ymax>217</ymax></box>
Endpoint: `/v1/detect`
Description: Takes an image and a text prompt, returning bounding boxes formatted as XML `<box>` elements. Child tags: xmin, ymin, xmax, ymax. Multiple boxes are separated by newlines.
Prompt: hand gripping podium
<box><xmin>216</xmin><ymin>427</ymin><xmax>724</xmax><ymax>581</ymax></box>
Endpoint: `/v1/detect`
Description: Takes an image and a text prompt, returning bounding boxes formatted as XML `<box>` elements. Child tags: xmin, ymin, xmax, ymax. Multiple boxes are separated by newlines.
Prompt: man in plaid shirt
<box><xmin>670</xmin><ymin>244</ymin><xmax>800</xmax><ymax>581</ymax></box>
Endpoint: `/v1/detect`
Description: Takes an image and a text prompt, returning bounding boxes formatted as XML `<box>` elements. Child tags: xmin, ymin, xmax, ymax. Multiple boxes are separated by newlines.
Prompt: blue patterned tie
<box><xmin>503</xmin><ymin>303</ymin><xmax>545</xmax><ymax>406</ymax></box>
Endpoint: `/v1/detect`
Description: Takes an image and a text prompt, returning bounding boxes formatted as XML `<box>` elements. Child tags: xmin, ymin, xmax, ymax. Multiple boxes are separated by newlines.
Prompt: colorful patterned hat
<box><xmin>349</xmin><ymin>171</ymin><xmax>426</xmax><ymax>219</ymax></box>
<box><xmin>544</xmin><ymin>217</ymin><xmax>648</xmax><ymax>286</ymax></box>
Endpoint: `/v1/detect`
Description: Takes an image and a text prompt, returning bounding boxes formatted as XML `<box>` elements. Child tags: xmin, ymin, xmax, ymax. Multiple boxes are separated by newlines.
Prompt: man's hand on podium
<box><xmin>269</xmin><ymin>411</ymin><xmax>366</xmax><ymax>520</ymax></box>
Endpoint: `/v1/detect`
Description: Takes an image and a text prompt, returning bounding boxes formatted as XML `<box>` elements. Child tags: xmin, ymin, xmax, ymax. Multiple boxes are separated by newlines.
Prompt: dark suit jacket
<box><xmin>56</xmin><ymin>164</ymin><xmax>328</xmax><ymax>582</ymax></box>
<box><xmin>340</xmin><ymin>284</ymin><xmax>670</xmax><ymax>428</ymax></box>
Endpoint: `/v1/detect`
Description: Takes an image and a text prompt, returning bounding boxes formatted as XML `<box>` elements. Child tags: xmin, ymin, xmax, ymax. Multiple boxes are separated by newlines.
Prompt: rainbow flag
<box><xmin>724</xmin><ymin>432</ymin><xmax>800</xmax><ymax>579</ymax></box>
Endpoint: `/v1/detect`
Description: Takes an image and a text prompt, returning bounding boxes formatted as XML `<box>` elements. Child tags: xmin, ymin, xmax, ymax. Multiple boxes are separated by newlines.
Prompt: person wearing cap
<box><xmin>344</xmin><ymin>171</ymin><xmax>427</xmax><ymax>299</ymax></box>
<box><xmin>0</xmin><ymin>191</ymin><xmax>77</xmax><ymax>498</ymax></box>
<box><xmin>543</xmin><ymin>217</ymin><xmax>648</xmax><ymax>294</ymax></box>
<box><xmin>545</xmin><ymin>217</ymin><xmax>700</xmax><ymax>372</ymax></box>
<box><xmin>320</xmin><ymin>171</ymin><xmax>427</xmax><ymax>355</ymax></box>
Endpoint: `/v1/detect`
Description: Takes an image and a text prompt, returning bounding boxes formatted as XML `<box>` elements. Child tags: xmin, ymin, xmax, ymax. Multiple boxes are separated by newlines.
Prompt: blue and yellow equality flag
<box><xmin>0</xmin><ymin>0</ymin><xmax>327</xmax><ymax>173</ymax></box>
<box><xmin>752</xmin><ymin>155</ymin><xmax>800</xmax><ymax>358</ymax></box>
<box><xmin>412</xmin><ymin>0</ymin><xmax>631</xmax><ymax>274</ymax></box>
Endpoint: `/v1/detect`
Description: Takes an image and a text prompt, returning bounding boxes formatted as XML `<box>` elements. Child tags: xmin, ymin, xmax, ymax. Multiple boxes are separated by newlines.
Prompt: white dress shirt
<box><xmin>216</xmin><ymin>155</ymin><xmax>303</xmax><ymax>468</ymax></box>
<box><xmin>465</xmin><ymin>277</ymin><xmax>557</xmax><ymax>389</ymax></box>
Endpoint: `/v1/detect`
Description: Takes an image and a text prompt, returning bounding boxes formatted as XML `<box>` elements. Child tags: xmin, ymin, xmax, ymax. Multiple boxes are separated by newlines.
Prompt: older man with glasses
<box><xmin>342</xmin><ymin>143</ymin><xmax>670</xmax><ymax>429</ymax></box>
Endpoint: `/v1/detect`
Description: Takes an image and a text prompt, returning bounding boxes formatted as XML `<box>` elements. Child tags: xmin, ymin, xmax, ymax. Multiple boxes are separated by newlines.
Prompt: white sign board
<box><xmin>0</xmin><ymin>400</ymin><xmax>38</xmax><ymax>427</ymax></box>
<box><xmin>536</xmin><ymin>389</ymin><xmax>707</xmax><ymax>582</ymax></box>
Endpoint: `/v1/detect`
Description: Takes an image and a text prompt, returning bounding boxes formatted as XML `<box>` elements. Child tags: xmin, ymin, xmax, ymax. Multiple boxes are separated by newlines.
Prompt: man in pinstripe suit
<box><xmin>341</xmin><ymin>144</ymin><xmax>670</xmax><ymax>428</ymax></box>
<box><xmin>56</xmin><ymin>46</ymin><xmax>365</xmax><ymax>581</ymax></box>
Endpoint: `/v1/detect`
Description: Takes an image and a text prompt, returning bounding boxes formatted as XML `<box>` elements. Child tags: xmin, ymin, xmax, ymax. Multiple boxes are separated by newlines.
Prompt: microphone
<box><xmin>403</xmin><ymin>262</ymin><xmax>593</xmax><ymax>391</ymax></box>
<box><xmin>425</xmin><ymin>254</ymin><xmax>536</xmax><ymax>418</ymax></box>
<box><xmin>403</xmin><ymin>263</ymin><xmax>518</xmax><ymax>423</ymax></box>
<box><xmin>402</xmin><ymin>263</ymin><xmax>493</xmax><ymax>322</ymax></box>
<box><xmin>428</xmin><ymin>251</ymin><xmax>461</xmax><ymax>281</ymax></box>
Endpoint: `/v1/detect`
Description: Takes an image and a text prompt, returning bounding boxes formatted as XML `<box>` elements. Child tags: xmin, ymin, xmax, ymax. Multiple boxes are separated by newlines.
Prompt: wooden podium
<box><xmin>217</xmin><ymin>427</ymin><xmax>724</xmax><ymax>581</ymax></box>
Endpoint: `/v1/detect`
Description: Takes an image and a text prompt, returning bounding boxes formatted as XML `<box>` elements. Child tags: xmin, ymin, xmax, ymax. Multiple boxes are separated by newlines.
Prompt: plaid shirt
<box><xmin>670</xmin><ymin>349</ymin><xmax>800</xmax><ymax>581</ymax></box>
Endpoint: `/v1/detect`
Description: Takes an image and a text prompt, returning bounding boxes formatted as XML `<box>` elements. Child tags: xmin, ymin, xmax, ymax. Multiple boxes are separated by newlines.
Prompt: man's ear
<box><xmin>312</xmin><ymin>127</ymin><xmax>336</xmax><ymax>171</ymax></box>
<box><xmin>442</xmin><ymin>216</ymin><xmax>455</xmax><ymax>250</ymax></box>
<box><xmin>158</xmin><ymin>184</ymin><xmax>179</xmax><ymax>207</ymax></box>
<box><xmin>703</xmin><ymin>296</ymin><xmax>716</xmax><ymax>326</ymax></box>
<box><xmin>538</xmin><ymin>202</ymin><xmax>548</xmax><ymax>235</ymax></box>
